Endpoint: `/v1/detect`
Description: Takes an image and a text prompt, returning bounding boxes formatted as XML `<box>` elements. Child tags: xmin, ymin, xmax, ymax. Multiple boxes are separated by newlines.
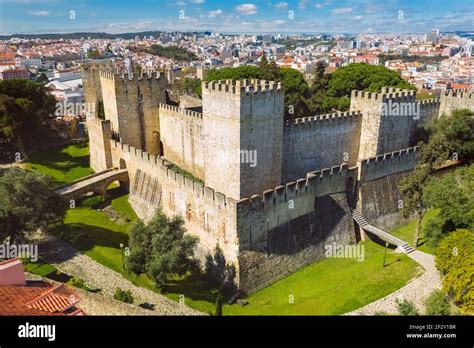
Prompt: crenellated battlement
<box><xmin>203</xmin><ymin>79</ymin><xmax>283</xmax><ymax>95</ymax></box>
<box><xmin>443</xmin><ymin>89</ymin><xmax>473</xmax><ymax>99</ymax></box>
<box><xmin>159</xmin><ymin>103</ymin><xmax>203</xmax><ymax>120</ymax></box>
<box><xmin>111</xmin><ymin>140</ymin><xmax>235</xmax><ymax>209</ymax></box>
<box><xmin>288</xmin><ymin>111</ymin><xmax>362</xmax><ymax>127</ymax></box>
<box><xmin>236</xmin><ymin>163</ymin><xmax>357</xmax><ymax>211</ymax></box>
<box><xmin>86</xmin><ymin>115</ymin><xmax>110</xmax><ymax>129</ymax></box>
<box><xmin>351</xmin><ymin>88</ymin><xmax>416</xmax><ymax>101</ymax></box>
<box><xmin>418</xmin><ymin>98</ymin><xmax>441</xmax><ymax>105</ymax></box>
<box><xmin>359</xmin><ymin>146</ymin><xmax>418</xmax><ymax>182</ymax></box>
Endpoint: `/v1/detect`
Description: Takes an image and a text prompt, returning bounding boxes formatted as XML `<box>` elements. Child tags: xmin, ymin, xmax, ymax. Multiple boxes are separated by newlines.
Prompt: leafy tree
<box><xmin>427</xmin><ymin>109</ymin><xmax>474</xmax><ymax>163</ymax></box>
<box><xmin>325</xmin><ymin>63</ymin><xmax>415</xmax><ymax>111</ymax></box>
<box><xmin>144</xmin><ymin>45</ymin><xmax>197</xmax><ymax>61</ymax></box>
<box><xmin>0</xmin><ymin>168</ymin><xmax>67</xmax><ymax>243</ymax></box>
<box><xmin>307</xmin><ymin>62</ymin><xmax>332</xmax><ymax>114</ymax></box>
<box><xmin>396</xmin><ymin>299</ymin><xmax>419</xmax><ymax>316</ymax></box>
<box><xmin>203</xmin><ymin>65</ymin><xmax>309</xmax><ymax>120</ymax></box>
<box><xmin>127</xmin><ymin>210</ymin><xmax>198</xmax><ymax>289</ymax></box>
<box><xmin>423</xmin><ymin>164</ymin><xmax>474</xmax><ymax>231</ymax></box>
<box><xmin>0</xmin><ymin>79</ymin><xmax>56</xmax><ymax>152</ymax></box>
<box><xmin>435</xmin><ymin>229</ymin><xmax>474</xmax><ymax>314</ymax></box>
<box><xmin>176</xmin><ymin>77</ymin><xmax>202</xmax><ymax>97</ymax></box>
<box><xmin>425</xmin><ymin>290</ymin><xmax>451</xmax><ymax>315</ymax></box>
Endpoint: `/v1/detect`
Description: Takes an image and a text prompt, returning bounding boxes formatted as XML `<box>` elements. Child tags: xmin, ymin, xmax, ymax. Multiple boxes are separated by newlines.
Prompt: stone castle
<box><xmin>83</xmin><ymin>63</ymin><xmax>473</xmax><ymax>293</ymax></box>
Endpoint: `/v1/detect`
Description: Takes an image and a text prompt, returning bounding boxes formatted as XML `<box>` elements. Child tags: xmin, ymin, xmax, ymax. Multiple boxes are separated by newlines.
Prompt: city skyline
<box><xmin>0</xmin><ymin>0</ymin><xmax>473</xmax><ymax>35</ymax></box>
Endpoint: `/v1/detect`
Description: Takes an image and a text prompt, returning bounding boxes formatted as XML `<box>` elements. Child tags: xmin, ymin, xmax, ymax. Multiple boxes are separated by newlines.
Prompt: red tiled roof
<box><xmin>0</xmin><ymin>259</ymin><xmax>84</xmax><ymax>316</ymax></box>
<box><xmin>25</xmin><ymin>284</ymin><xmax>79</xmax><ymax>313</ymax></box>
<box><xmin>0</xmin><ymin>281</ymin><xmax>83</xmax><ymax>316</ymax></box>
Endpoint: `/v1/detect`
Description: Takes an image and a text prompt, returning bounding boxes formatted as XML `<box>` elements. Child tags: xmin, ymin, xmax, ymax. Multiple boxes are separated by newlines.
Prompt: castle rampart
<box><xmin>439</xmin><ymin>89</ymin><xmax>474</xmax><ymax>116</ymax></box>
<box><xmin>282</xmin><ymin>111</ymin><xmax>362</xmax><ymax>182</ymax></box>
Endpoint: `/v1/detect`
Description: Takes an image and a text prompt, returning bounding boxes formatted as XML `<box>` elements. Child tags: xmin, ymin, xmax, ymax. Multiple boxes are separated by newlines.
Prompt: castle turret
<box><xmin>202</xmin><ymin>79</ymin><xmax>284</xmax><ymax>199</ymax></box>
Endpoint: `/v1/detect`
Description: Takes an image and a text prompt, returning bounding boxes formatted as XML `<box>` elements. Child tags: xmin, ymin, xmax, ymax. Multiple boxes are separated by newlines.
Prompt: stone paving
<box><xmin>30</xmin><ymin>231</ymin><xmax>204</xmax><ymax>316</ymax></box>
<box><xmin>347</xmin><ymin>250</ymin><xmax>442</xmax><ymax>315</ymax></box>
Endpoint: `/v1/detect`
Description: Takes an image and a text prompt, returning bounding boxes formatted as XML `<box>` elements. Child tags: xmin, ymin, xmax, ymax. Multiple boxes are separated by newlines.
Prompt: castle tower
<box><xmin>351</xmin><ymin>87</ymin><xmax>417</xmax><ymax>162</ymax></box>
<box><xmin>82</xmin><ymin>62</ymin><xmax>111</xmax><ymax>117</ymax></box>
<box><xmin>202</xmin><ymin>79</ymin><xmax>284</xmax><ymax>200</ymax></box>
<box><xmin>98</xmin><ymin>70</ymin><xmax>168</xmax><ymax>155</ymax></box>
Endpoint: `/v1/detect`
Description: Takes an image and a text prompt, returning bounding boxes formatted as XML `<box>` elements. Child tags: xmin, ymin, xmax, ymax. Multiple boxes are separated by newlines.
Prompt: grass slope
<box><xmin>25</xmin><ymin>143</ymin><xmax>93</xmax><ymax>184</ymax></box>
<box><xmin>223</xmin><ymin>241</ymin><xmax>421</xmax><ymax>315</ymax></box>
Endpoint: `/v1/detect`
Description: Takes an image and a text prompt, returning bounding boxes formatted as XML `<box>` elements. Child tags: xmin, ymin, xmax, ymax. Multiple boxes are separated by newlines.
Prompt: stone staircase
<box><xmin>351</xmin><ymin>209</ymin><xmax>415</xmax><ymax>254</ymax></box>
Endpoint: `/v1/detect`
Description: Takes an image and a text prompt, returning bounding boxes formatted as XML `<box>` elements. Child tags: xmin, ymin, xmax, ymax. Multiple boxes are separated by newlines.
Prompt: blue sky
<box><xmin>0</xmin><ymin>0</ymin><xmax>473</xmax><ymax>35</ymax></box>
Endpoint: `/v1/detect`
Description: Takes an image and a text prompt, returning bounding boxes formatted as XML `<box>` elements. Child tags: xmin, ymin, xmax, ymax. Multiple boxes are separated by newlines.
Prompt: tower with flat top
<box><xmin>202</xmin><ymin>79</ymin><xmax>284</xmax><ymax>199</ymax></box>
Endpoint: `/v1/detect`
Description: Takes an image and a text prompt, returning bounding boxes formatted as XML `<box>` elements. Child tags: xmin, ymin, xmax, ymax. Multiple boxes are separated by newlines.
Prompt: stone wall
<box><xmin>109</xmin><ymin>140</ymin><xmax>240</xmax><ymax>270</ymax></box>
<box><xmin>159</xmin><ymin>104</ymin><xmax>204</xmax><ymax>180</ymax></box>
<box><xmin>358</xmin><ymin>147</ymin><xmax>418</xmax><ymax>229</ymax></box>
<box><xmin>179</xmin><ymin>94</ymin><xmax>203</xmax><ymax>109</ymax></box>
<box><xmin>86</xmin><ymin>117</ymin><xmax>112</xmax><ymax>172</ymax></box>
<box><xmin>439</xmin><ymin>90</ymin><xmax>474</xmax><ymax>116</ymax></box>
<box><xmin>282</xmin><ymin>111</ymin><xmax>362</xmax><ymax>182</ymax></box>
<box><xmin>236</xmin><ymin>164</ymin><xmax>358</xmax><ymax>293</ymax></box>
<box><xmin>418</xmin><ymin>99</ymin><xmax>440</xmax><ymax>123</ymax></box>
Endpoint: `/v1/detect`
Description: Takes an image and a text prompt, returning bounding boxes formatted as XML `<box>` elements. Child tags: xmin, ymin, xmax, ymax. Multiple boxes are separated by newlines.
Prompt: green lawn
<box><xmin>223</xmin><ymin>240</ymin><xmax>421</xmax><ymax>315</ymax></box>
<box><xmin>389</xmin><ymin>209</ymin><xmax>440</xmax><ymax>255</ymax></box>
<box><xmin>25</xmin><ymin>143</ymin><xmax>94</xmax><ymax>184</ymax></box>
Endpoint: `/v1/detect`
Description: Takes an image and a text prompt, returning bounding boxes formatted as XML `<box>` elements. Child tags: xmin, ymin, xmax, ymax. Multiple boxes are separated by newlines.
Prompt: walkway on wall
<box><xmin>56</xmin><ymin>169</ymin><xmax>129</xmax><ymax>200</ymax></box>
<box><xmin>351</xmin><ymin>209</ymin><xmax>415</xmax><ymax>254</ymax></box>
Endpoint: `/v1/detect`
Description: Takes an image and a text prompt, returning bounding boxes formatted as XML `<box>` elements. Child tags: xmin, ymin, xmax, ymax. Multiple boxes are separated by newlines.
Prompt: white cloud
<box><xmin>189</xmin><ymin>0</ymin><xmax>205</xmax><ymax>3</ymax></box>
<box><xmin>208</xmin><ymin>9</ymin><xmax>222</xmax><ymax>18</ymax></box>
<box><xmin>275</xmin><ymin>2</ymin><xmax>288</xmax><ymax>10</ymax></box>
<box><xmin>28</xmin><ymin>10</ymin><xmax>50</xmax><ymax>16</ymax></box>
<box><xmin>332</xmin><ymin>7</ymin><xmax>353</xmax><ymax>15</ymax></box>
<box><xmin>236</xmin><ymin>3</ymin><xmax>257</xmax><ymax>15</ymax></box>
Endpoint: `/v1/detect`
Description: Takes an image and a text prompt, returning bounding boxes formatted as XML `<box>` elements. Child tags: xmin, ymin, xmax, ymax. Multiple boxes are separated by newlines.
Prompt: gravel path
<box><xmin>30</xmin><ymin>232</ymin><xmax>204</xmax><ymax>316</ymax></box>
<box><xmin>347</xmin><ymin>250</ymin><xmax>442</xmax><ymax>315</ymax></box>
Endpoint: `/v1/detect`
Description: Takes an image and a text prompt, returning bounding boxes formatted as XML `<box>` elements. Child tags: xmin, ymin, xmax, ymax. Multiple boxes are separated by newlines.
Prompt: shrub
<box><xmin>425</xmin><ymin>290</ymin><xmax>451</xmax><ymax>315</ymax></box>
<box><xmin>113</xmin><ymin>288</ymin><xmax>134</xmax><ymax>304</ymax></box>
<box><xmin>435</xmin><ymin>229</ymin><xmax>474</xmax><ymax>314</ymax></box>
<box><xmin>396</xmin><ymin>299</ymin><xmax>419</xmax><ymax>316</ymax></box>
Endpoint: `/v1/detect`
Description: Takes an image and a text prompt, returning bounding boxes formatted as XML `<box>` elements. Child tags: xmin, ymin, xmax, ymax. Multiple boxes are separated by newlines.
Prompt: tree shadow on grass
<box><xmin>48</xmin><ymin>223</ymin><xmax>128</xmax><ymax>259</ymax></box>
<box><xmin>165</xmin><ymin>271</ymin><xmax>220</xmax><ymax>304</ymax></box>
